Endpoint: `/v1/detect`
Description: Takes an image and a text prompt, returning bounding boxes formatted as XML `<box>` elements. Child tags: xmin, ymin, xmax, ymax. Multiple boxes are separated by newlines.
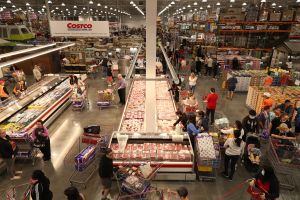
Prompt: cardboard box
<box><xmin>270</xmin><ymin>12</ymin><xmax>281</xmax><ymax>21</ymax></box>
<box><xmin>282</xmin><ymin>10</ymin><xmax>294</xmax><ymax>21</ymax></box>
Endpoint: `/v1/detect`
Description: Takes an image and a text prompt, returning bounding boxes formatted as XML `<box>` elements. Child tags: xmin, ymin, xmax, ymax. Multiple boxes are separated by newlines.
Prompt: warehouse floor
<box><xmin>0</xmin><ymin>75</ymin><xmax>298</xmax><ymax>200</ymax></box>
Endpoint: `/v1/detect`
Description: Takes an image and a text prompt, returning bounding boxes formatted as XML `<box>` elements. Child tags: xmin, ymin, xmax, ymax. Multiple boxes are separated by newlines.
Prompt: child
<box><xmin>248</xmin><ymin>144</ymin><xmax>261</xmax><ymax>164</ymax></box>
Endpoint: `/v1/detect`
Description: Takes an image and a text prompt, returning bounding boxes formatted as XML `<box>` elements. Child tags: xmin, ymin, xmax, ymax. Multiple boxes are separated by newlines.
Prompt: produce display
<box><xmin>120</xmin><ymin>80</ymin><xmax>146</xmax><ymax>132</ymax></box>
<box><xmin>0</xmin><ymin>79</ymin><xmax>71</xmax><ymax>134</ymax></box>
<box><xmin>156</xmin><ymin>81</ymin><xmax>177</xmax><ymax>132</ymax></box>
<box><xmin>246</xmin><ymin>86</ymin><xmax>300</xmax><ymax>113</ymax></box>
<box><xmin>111</xmin><ymin>142</ymin><xmax>192</xmax><ymax>162</ymax></box>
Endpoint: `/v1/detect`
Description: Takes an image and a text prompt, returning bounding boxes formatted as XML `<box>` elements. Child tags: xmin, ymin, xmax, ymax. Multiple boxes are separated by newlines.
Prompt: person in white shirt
<box><xmin>222</xmin><ymin>130</ymin><xmax>244</xmax><ymax>181</ymax></box>
<box><xmin>188</xmin><ymin>72</ymin><xmax>198</xmax><ymax>93</ymax></box>
<box><xmin>206</xmin><ymin>57</ymin><xmax>213</xmax><ymax>76</ymax></box>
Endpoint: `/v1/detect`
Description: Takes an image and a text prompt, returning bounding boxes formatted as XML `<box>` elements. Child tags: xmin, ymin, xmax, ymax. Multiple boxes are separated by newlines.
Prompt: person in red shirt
<box><xmin>205</xmin><ymin>88</ymin><xmax>219</xmax><ymax>125</ymax></box>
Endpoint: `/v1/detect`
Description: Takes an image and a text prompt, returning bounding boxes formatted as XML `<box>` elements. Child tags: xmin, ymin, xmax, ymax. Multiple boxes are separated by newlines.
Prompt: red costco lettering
<box><xmin>67</xmin><ymin>23</ymin><xmax>92</xmax><ymax>29</ymax></box>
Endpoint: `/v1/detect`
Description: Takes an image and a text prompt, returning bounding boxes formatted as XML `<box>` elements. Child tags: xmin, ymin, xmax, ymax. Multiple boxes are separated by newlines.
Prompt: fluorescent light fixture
<box><xmin>183</xmin><ymin>6</ymin><xmax>186</xmax><ymax>9</ymax></box>
<box><xmin>216</xmin><ymin>2</ymin><xmax>221</xmax><ymax>5</ymax></box>
<box><xmin>207</xmin><ymin>4</ymin><xmax>211</xmax><ymax>8</ymax></box>
<box><xmin>272</xmin><ymin>3</ymin><xmax>276</xmax><ymax>6</ymax></box>
<box><xmin>97</xmin><ymin>3</ymin><xmax>101</xmax><ymax>6</ymax></box>
<box><xmin>279</xmin><ymin>5</ymin><xmax>282</xmax><ymax>7</ymax></box>
<box><xmin>242</xmin><ymin>2</ymin><xmax>247</xmax><ymax>6</ymax></box>
<box><xmin>193</xmin><ymin>2</ymin><xmax>198</xmax><ymax>6</ymax></box>
<box><xmin>73</xmin><ymin>5</ymin><xmax>77</xmax><ymax>8</ymax></box>
<box><xmin>230</xmin><ymin>0</ymin><xmax>235</xmax><ymax>2</ymax></box>
<box><xmin>104</xmin><ymin>5</ymin><xmax>108</xmax><ymax>8</ymax></box>
<box><xmin>61</xmin><ymin>2</ymin><xmax>65</xmax><ymax>6</ymax></box>
<box><xmin>200</xmin><ymin>7</ymin><xmax>203</xmax><ymax>9</ymax></box>
<box><xmin>7</xmin><ymin>0</ymin><xmax>11</xmax><ymax>3</ymax></box>
<box><xmin>130</xmin><ymin>1</ymin><xmax>134</xmax><ymax>4</ymax></box>
<box><xmin>202</xmin><ymin>0</ymin><xmax>207</xmax><ymax>2</ymax></box>
<box><xmin>89</xmin><ymin>0</ymin><xmax>93</xmax><ymax>4</ymax></box>
<box><xmin>261</xmin><ymin>0</ymin><xmax>266</xmax><ymax>2</ymax></box>
<box><xmin>0</xmin><ymin>43</ymin><xmax>74</xmax><ymax>69</ymax></box>
<box><xmin>12</xmin><ymin>5</ymin><xmax>15</xmax><ymax>8</ymax></box>
<box><xmin>26</xmin><ymin>3</ymin><xmax>30</xmax><ymax>6</ymax></box>
<box><xmin>48</xmin><ymin>0</ymin><xmax>52</xmax><ymax>3</ymax></box>
<box><xmin>171</xmin><ymin>1</ymin><xmax>175</xmax><ymax>5</ymax></box>
<box><xmin>187</xmin><ymin>4</ymin><xmax>191</xmax><ymax>7</ymax></box>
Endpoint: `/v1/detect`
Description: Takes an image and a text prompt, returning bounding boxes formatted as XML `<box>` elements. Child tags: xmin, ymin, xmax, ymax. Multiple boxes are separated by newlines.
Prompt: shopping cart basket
<box><xmin>97</xmin><ymin>88</ymin><xmax>117</xmax><ymax>109</ymax></box>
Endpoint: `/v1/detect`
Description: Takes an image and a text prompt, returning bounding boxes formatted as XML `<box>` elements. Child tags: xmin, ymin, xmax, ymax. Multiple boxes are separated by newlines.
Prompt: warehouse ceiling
<box><xmin>0</xmin><ymin>0</ymin><xmax>299</xmax><ymax>19</ymax></box>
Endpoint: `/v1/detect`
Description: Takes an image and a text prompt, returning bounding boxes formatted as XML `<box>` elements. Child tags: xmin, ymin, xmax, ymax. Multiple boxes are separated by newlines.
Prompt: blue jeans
<box><xmin>190</xmin><ymin>85</ymin><xmax>196</xmax><ymax>93</ymax></box>
<box><xmin>102</xmin><ymin>66</ymin><xmax>107</xmax><ymax>78</ymax></box>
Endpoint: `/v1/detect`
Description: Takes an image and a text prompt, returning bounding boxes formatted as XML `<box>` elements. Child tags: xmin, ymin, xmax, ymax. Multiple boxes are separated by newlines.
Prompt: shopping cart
<box><xmin>0</xmin><ymin>183</ymin><xmax>31</xmax><ymax>200</ymax></box>
<box><xmin>70</xmin><ymin>86</ymin><xmax>88</xmax><ymax>111</ymax></box>
<box><xmin>195</xmin><ymin>135</ymin><xmax>221</xmax><ymax>181</ymax></box>
<box><xmin>97</xmin><ymin>88</ymin><xmax>117</xmax><ymax>110</ymax></box>
<box><xmin>267</xmin><ymin>138</ymin><xmax>299</xmax><ymax>191</ymax></box>
<box><xmin>114</xmin><ymin>162</ymin><xmax>163</xmax><ymax>200</ymax></box>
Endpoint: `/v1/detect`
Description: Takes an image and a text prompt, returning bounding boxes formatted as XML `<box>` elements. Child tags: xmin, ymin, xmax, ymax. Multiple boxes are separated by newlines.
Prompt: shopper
<box><xmin>235</xmin><ymin>120</ymin><xmax>245</xmax><ymax>140</ymax></box>
<box><xmin>263</xmin><ymin>72</ymin><xmax>273</xmax><ymax>87</ymax></box>
<box><xmin>32</xmin><ymin>120</ymin><xmax>51</xmax><ymax>161</ymax></box>
<box><xmin>213</xmin><ymin>61</ymin><xmax>220</xmax><ymax>80</ymax></box>
<box><xmin>275</xmin><ymin>100</ymin><xmax>293</xmax><ymax>119</ymax></box>
<box><xmin>30</xmin><ymin>170</ymin><xmax>53</xmax><ymax>200</ymax></box>
<box><xmin>64</xmin><ymin>186</ymin><xmax>86</xmax><ymax>200</ymax></box>
<box><xmin>106</xmin><ymin>65</ymin><xmax>113</xmax><ymax>86</ymax></box>
<box><xmin>0</xmin><ymin>129</ymin><xmax>19</xmax><ymax>180</ymax></box>
<box><xmin>232</xmin><ymin>57</ymin><xmax>239</xmax><ymax>70</ymax></box>
<box><xmin>173</xmin><ymin>111</ymin><xmax>188</xmax><ymax>131</ymax></box>
<box><xmin>117</xmin><ymin>74</ymin><xmax>126</xmax><ymax>105</ymax></box>
<box><xmin>188</xmin><ymin>72</ymin><xmax>198</xmax><ymax>93</ymax></box>
<box><xmin>249</xmin><ymin>165</ymin><xmax>280</xmax><ymax>200</ymax></box>
<box><xmin>168</xmin><ymin>81</ymin><xmax>179</xmax><ymax>103</ymax></box>
<box><xmin>195</xmin><ymin>55</ymin><xmax>202</xmax><ymax>75</ymax></box>
<box><xmin>33</xmin><ymin>65</ymin><xmax>42</xmax><ymax>82</ymax></box>
<box><xmin>271</xmin><ymin>123</ymin><xmax>296</xmax><ymax>141</ymax></box>
<box><xmin>269</xmin><ymin>114</ymin><xmax>292</xmax><ymax>135</ymax></box>
<box><xmin>187</xmin><ymin>114</ymin><xmax>200</xmax><ymax>149</ymax></box>
<box><xmin>0</xmin><ymin>80</ymin><xmax>9</xmax><ymax>101</ymax></box>
<box><xmin>100</xmin><ymin>56</ymin><xmax>109</xmax><ymax>78</ymax></box>
<box><xmin>258</xmin><ymin>106</ymin><xmax>271</xmax><ymax>139</ymax></box>
<box><xmin>242</xmin><ymin>110</ymin><xmax>259</xmax><ymax>137</ymax></box>
<box><xmin>176</xmin><ymin>186</ymin><xmax>189</xmax><ymax>200</ymax></box>
<box><xmin>99</xmin><ymin>148</ymin><xmax>113</xmax><ymax>200</ymax></box>
<box><xmin>70</xmin><ymin>54</ymin><xmax>80</xmax><ymax>64</ymax></box>
<box><xmin>222</xmin><ymin>130</ymin><xmax>243</xmax><ymax>181</ymax></box>
<box><xmin>262</xmin><ymin>92</ymin><xmax>273</xmax><ymax>109</ymax></box>
<box><xmin>196</xmin><ymin>110</ymin><xmax>209</xmax><ymax>132</ymax></box>
<box><xmin>205</xmin><ymin>88</ymin><xmax>219</xmax><ymax>125</ymax></box>
<box><xmin>13</xmin><ymin>80</ymin><xmax>26</xmax><ymax>98</ymax></box>
<box><xmin>206</xmin><ymin>56</ymin><xmax>213</xmax><ymax>76</ymax></box>
<box><xmin>226</xmin><ymin>75</ymin><xmax>238</xmax><ymax>100</ymax></box>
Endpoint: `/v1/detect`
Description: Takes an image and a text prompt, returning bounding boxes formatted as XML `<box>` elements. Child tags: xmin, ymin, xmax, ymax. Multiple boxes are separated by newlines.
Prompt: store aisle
<box><xmin>0</xmin><ymin>75</ymin><xmax>298</xmax><ymax>200</ymax></box>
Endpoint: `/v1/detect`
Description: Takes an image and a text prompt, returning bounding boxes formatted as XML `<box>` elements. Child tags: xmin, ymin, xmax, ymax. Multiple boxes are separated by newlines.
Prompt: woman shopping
<box><xmin>187</xmin><ymin>114</ymin><xmax>200</xmax><ymax>149</ymax></box>
<box><xmin>222</xmin><ymin>130</ymin><xmax>243</xmax><ymax>181</ymax></box>
<box><xmin>188</xmin><ymin>72</ymin><xmax>198</xmax><ymax>94</ymax></box>
<box><xmin>248</xmin><ymin>165</ymin><xmax>280</xmax><ymax>200</ymax></box>
<box><xmin>31</xmin><ymin>120</ymin><xmax>51</xmax><ymax>161</ymax></box>
<box><xmin>30</xmin><ymin>170</ymin><xmax>53</xmax><ymax>200</ymax></box>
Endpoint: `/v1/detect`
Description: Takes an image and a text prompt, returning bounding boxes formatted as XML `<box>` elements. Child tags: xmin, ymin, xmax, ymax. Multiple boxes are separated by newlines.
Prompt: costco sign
<box><xmin>50</xmin><ymin>21</ymin><xmax>109</xmax><ymax>37</ymax></box>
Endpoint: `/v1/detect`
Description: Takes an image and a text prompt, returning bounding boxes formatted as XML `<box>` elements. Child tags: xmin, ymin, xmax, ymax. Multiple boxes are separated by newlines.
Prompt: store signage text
<box><xmin>67</xmin><ymin>23</ymin><xmax>93</xmax><ymax>31</ymax></box>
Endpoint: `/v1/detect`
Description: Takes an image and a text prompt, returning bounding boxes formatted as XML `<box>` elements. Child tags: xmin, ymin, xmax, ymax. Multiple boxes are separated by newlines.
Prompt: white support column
<box><xmin>145</xmin><ymin>0</ymin><xmax>157</xmax><ymax>132</ymax></box>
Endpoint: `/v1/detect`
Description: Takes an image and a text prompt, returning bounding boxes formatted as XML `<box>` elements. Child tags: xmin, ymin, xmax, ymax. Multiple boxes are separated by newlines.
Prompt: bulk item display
<box><xmin>246</xmin><ymin>86</ymin><xmax>300</xmax><ymax>113</ymax></box>
<box><xmin>74</xmin><ymin>145</ymin><xmax>96</xmax><ymax>171</ymax></box>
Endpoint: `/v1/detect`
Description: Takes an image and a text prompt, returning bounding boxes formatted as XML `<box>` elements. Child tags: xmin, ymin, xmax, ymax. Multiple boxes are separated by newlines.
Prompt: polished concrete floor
<box><xmin>0</xmin><ymin>74</ymin><xmax>299</xmax><ymax>200</ymax></box>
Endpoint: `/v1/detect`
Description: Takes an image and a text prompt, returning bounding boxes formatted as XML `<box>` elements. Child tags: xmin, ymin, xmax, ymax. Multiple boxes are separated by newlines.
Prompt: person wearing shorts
<box><xmin>106</xmin><ymin>66</ymin><xmax>113</xmax><ymax>86</ymax></box>
<box><xmin>99</xmin><ymin>148</ymin><xmax>113</xmax><ymax>200</ymax></box>
<box><xmin>226</xmin><ymin>75</ymin><xmax>238</xmax><ymax>100</ymax></box>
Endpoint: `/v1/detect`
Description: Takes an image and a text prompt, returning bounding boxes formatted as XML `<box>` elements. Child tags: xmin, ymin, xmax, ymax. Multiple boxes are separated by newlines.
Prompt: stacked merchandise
<box><xmin>0</xmin><ymin>80</ymin><xmax>70</xmax><ymax>134</ymax></box>
<box><xmin>246</xmin><ymin>86</ymin><xmax>300</xmax><ymax>113</ymax></box>
<box><xmin>156</xmin><ymin>81</ymin><xmax>177</xmax><ymax>132</ymax></box>
<box><xmin>195</xmin><ymin>135</ymin><xmax>221</xmax><ymax>179</ymax></box>
<box><xmin>217</xmin><ymin>55</ymin><xmax>261</xmax><ymax>70</ymax></box>
<box><xmin>111</xmin><ymin>143</ymin><xmax>192</xmax><ymax>162</ymax></box>
<box><xmin>120</xmin><ymin>80</ymin><xmax>146</xmax><ymax>132</ymax></box>
<box><xmin>74</xmin><ymin>145</ymin><xmax>96</xmax><ymax>171</ymax></box>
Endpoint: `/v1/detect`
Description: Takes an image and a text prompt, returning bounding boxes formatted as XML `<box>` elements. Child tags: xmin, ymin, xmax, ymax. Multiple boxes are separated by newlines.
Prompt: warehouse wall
<box><xmin>122</xmin><ymin>15</ymin><xmax>145</xmax><ymax>28</ymax></box>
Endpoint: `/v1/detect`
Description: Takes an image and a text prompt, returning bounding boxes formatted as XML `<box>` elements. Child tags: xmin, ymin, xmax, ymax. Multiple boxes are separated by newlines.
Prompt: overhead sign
<box><xmin>49</xmin><ymin>21</ymin><xmax>109</xmax><ymax>37</ymax></box>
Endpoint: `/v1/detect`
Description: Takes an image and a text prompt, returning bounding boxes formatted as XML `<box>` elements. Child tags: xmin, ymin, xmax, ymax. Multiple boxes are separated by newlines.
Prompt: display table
<box><xmin>109</xmin><ymin>132</ymin><xmax>195</xmax><ymax>180</ymax></box>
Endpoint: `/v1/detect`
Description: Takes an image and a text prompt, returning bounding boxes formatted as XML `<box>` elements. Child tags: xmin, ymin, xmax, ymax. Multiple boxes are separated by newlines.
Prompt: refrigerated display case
<box><xmin>109</xmin><ymin>131</ymin><xmax>195</xmax><ymax>180</ymax></box>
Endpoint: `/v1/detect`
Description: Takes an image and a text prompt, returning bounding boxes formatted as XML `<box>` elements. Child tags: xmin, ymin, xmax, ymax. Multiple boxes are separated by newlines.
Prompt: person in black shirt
<box><xmin>99</xmin><ymin>148</ymin><xmax>113</xmax><ymax>200</ymax></box>
<box><xmin>106</xmin><ymin>66</ymin><xmax>113</xmax><ymax>86</ymax></box>
<box><xmin>0</xmin><ymin>129</ymin><xmax>18</xmax><ymax>179</ymax></box>
<box><xmin>168</xmin><ymin>81</ymin><xmax>179</xmax><ymax>103</ymax></box>
<box><xmin>271</xmin><ymin>123</ymin><xmax>296</xmax><ymax>141</ymax></box>
<box><xmin>275</xmin><ymin>100</ymin><xmax>293</xmax><ymax>119</ymax></box>
<box><xmin>269</xmin><ymin>114</ymin><xmax>291</xmax><ymax>135</ymax></box>
<box><xmin>173</xmin><ymin>111</ymin><xmax>188</xmax><ymax>131</ymax></box>
<box><xmin>242</xmin><ymin>110</ymin><xmax>259</xmax><ymax>138</ymax></box>
<box><xmin>30</xmin><ymin>170</ymin><xmax>53</xmax><ymax>200</ymax></box>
